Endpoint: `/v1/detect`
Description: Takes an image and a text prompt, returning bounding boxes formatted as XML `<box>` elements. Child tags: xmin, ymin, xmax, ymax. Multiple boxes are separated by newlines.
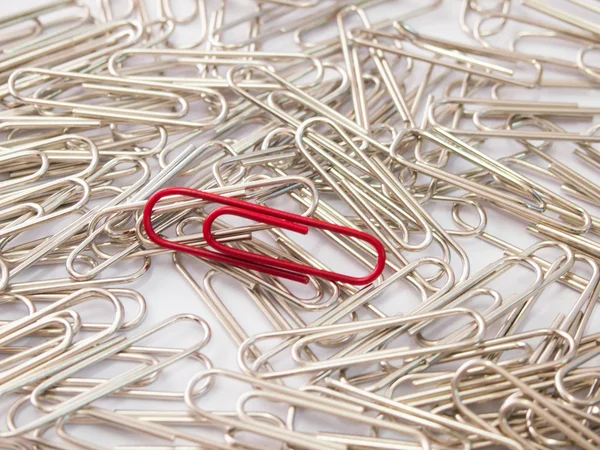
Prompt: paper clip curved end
<box><xmin>143</xmin><ymin>189</ymin><xmax>310</xmax><ymax>284</ymax></box>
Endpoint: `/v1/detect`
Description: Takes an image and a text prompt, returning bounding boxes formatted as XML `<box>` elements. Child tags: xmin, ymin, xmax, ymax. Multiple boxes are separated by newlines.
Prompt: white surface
<box><xmin>1</xmin><ymin>0</ymin><xmax>600</xmax><ymax>447</ymax></box>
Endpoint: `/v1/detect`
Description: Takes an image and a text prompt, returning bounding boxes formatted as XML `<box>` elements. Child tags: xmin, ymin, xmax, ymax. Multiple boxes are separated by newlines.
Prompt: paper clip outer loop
<box><xmin>143</xmin><ymin>187</ymin><xmax>386</xmax><ymax>285</ymax></box>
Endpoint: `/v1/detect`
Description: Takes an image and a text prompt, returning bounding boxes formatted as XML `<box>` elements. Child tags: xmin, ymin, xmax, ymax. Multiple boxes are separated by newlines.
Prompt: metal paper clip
<box><xmin>9</xmin><ymin>67</ymin><xmax>228</xmax><ymax>128</ymax></box>
<box><xmin>144</xmin><ymin>187</ymin><xmax>386</xmax><ymax>284</ymax></box>
<box><xmin>0</xmin><ymin>314</ymin><xmax>210</xmax><ymax>438</ymax></box>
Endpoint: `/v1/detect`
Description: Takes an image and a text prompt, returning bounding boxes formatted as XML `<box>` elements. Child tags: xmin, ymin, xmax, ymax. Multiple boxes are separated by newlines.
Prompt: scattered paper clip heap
<box><xmin>1</xmin><ymin>0</ymin><xmax>600</xmax><ymax>448</ymax></box>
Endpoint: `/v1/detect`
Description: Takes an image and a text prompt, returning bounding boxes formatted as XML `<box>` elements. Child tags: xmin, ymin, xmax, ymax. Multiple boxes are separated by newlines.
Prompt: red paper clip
<box><xmin>143</xmin><ymin>187</ymin><xmax>386</xmax><ymax>285</ymax></box>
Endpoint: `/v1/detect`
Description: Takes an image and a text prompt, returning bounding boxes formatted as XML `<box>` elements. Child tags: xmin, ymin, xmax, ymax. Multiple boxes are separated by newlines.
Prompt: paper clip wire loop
<box><xmin>143</xmin><ymin>187</ymin><xmax>386</xmax><ymax>285</ymax></box>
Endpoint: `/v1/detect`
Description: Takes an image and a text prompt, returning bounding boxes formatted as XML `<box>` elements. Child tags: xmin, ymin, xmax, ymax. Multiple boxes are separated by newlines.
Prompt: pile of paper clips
<box><xmin>2</xmin><ymin>0</ymin><xmax>600</xmax><ymax>448</ymax></box>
